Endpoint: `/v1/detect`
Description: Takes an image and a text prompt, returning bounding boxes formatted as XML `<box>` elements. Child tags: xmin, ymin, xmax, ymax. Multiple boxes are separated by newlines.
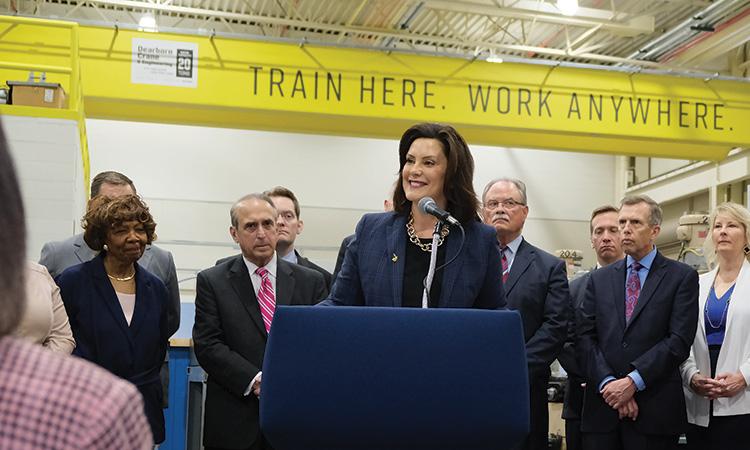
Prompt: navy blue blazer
<box><xmin>56</xmin><ymin>253</ymin><xmax>169</xmax><ymax>444</ymax></box>
<box><xmin>576</xmin><ymin>252</ymin><xmax>698</xmax><ymax>435</ymax></box>
<box><xmin>322</xmin><ymin>212</ymin><xmax>506</xmax><ymax>309</ymax></box>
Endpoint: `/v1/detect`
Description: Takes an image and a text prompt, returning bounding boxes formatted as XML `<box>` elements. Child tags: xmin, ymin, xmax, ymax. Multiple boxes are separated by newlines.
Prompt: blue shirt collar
<box><xmin>503</xmin><ymin>235</ymin><xmax>524</xmax><ymax>255</ymax></box>
<box><xmin>626</xmin><ymin>246</ymin><xmax>657</xmax><ymax>271</ymax></box>
<box><xmin>280</xmin><ymin>250</ymin><xmax>297</xmax><ymax>264</ymax></box>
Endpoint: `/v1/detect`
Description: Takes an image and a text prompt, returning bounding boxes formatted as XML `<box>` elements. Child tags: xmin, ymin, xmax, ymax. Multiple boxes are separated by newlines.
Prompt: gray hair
<box><xmin>620</xmin><ymin>195</ymin><xmax>662</xmax><ymax>226</ymax></box>
<box><xmin>230</xmin><ymin>193</ymin><xmax>277</xmax><ymax>227</ymax></box>
<box><xmin>482</xmin><ymin>178</ymin><xmax>527</xmax><ymax>205</ymax></box>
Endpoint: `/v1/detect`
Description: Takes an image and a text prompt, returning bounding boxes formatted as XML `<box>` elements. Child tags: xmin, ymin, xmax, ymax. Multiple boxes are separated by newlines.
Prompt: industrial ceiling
<box><xmin>3</xmin><ymin>0</ymin><xmax>749</xmax><ymax>75</ymax></box>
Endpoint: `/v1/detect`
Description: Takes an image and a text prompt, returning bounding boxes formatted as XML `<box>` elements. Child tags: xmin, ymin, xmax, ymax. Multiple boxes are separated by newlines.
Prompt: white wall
<box><xmin>85</xmin><ymin>119</ymin><xmax>617</xmax><ymax>300</ymax></box>
<box><xmin>3</xmin><ymin>115</ymin><xmax>86</xmax><ymax>262</ymax></box>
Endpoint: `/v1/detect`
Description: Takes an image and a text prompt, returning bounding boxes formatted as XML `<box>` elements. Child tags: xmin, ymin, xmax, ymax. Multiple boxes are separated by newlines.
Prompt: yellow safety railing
<box><xmin>0</xmin><ymin>16</ymin><xmax>89</xmax><ymax>195</ymax></box>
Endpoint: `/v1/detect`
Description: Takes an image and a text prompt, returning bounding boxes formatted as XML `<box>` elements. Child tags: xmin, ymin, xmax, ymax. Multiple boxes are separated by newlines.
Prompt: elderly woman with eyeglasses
<box><xmin>681</xmin><ymin>202</ymin><xmax>750</xmax><ymax>450</ymax></box>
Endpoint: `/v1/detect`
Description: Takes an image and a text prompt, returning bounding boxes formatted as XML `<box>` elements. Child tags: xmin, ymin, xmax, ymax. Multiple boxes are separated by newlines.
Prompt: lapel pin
<box><xmin>392</xmin><ymin>254</ymin><xmax>398</xmax><ymax>263</ymax></box>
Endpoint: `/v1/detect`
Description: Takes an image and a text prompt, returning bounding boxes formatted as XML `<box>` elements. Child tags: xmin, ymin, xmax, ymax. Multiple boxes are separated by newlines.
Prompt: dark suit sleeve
<box><xmin>312</xmin><ymin>271</ymin><xmax>328</xmax><ymax>302</ymax></box>
<box><xmin>39</xmin><ymin>241</ymin><xmax>61</xmax><ymax>278</ymax></box>
<box><xmin>154</xmin><ymin>278</ymin><xmax>171</xmax><ymax>362</ymax></box>
<box><xmin>332</xmin><ymin>236</ymin><xmax>351</xmax><ymax>282</ymax></box>
<box><xmin>526</xmin><ymin>258</ymin><xmax>570</xmax><ymax>379</ymax></box>
<box><xmin>631</xmin><ymin>267</ymin><xmax>698</xmax><ymax>386</ymax></box>
<box><xmin>193</xmin><ymin>271</ymin><xmax>261</xmax><ymax>396</ymax></box>
<box><xmin>56</xmin><ymin>269</ymin><xmax>96</xmax><ymax>362</ymax></box>
<box><xmin>163</xmin><ymin>251</ymin><xmax>181</xmax><ymax>337</ymax></box>
<box><xmin>558</xmin><ymin>274</ymin><xmax>586</xmax><ymax>377</ymax></box>
<box><xmin>319</xmin><ymin>223</ymin><xmax>366</xmax><ymax>306</ymax></box>
<box><xmin>577</xmin><ymin>273</ymin><xmax>615</xmax><ymax>386</ymax></box>
<box><xmin>475</xmin><ymin>229</ymin><xmax>506</xmax><ymax>310</ymax></box>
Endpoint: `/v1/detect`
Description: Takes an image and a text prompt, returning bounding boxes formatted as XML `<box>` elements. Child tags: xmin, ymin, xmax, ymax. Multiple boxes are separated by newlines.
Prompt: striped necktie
<box><xmin>501</xmin><ymin>247</ymin><xmax>510</xmax><ymax>283</ymax></box>
<box><xmin>255</xmin><ymin>266</ymin><xmax>276</xmax><ymax>332</ymax></box>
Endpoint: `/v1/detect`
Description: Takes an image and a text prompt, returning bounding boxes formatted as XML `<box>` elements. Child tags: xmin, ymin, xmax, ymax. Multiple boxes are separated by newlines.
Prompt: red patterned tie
<box><xmin>255</xmin><ymin>267</ymin><xmax>276</xmax><ymax>332</ymax></box>
<box><xmin>625</xmin><ymin>261</ymin><xmax>642</xmax><ymax>322</ymax></box>
<box><xmin>501</xmin><ymin>247</ymin><xmax>509</xmax><ymax>284</ymax></box>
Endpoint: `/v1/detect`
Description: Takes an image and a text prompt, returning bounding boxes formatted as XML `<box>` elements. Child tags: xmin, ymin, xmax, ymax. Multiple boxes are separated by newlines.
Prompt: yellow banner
<box><xmin>0</xmin><ymin>19</ymin><xmax>748</xmax><ymax>160</ymax></box>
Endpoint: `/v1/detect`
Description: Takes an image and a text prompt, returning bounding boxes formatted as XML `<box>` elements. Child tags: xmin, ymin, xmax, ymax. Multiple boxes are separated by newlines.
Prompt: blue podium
<box><xmin>261</xmin><ymin>306</ymin><xmax>529</xmax><ymax>450</ymax></box>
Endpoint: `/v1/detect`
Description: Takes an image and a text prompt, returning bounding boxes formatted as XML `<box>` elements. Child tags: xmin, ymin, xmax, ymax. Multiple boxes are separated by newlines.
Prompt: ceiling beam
<box><xmin>425</xmin><ymin>0</ymin><xmax>654</xmax><ymax>35</ymax></box>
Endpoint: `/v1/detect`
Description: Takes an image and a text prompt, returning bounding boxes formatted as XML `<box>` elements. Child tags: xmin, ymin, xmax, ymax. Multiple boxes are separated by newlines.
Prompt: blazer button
<box><xmin>622</xmin><ymin>342</ymin><xmax>628</xmax><ymax>348</ymax></box>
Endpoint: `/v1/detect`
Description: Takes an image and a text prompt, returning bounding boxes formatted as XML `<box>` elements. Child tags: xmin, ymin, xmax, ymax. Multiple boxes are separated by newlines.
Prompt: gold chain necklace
<box><xmin>406</xmin><ymin>214</ymin><xmax>450</xmax><ymax>252</ymax></box>
<box><xmin>107</xmin><ymin>271</ymin><xmax>136</xmax><ymax>282</ymax></box>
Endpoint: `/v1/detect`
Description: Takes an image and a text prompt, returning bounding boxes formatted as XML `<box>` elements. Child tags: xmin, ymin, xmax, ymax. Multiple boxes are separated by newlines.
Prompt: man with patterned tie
<box><xmin>481</xmin><ymin>177</ymin><xmax>570</xmax><ymax>450</ymax></box>
<box><xmin>576</xmin><ymin>195</ymin><xmax>698</xmax><ymax>450</ymax></box>
<box><xmin>193</xmin><ymin>193</ymin><xmax>327</xmax><ymax>450</ymax></box>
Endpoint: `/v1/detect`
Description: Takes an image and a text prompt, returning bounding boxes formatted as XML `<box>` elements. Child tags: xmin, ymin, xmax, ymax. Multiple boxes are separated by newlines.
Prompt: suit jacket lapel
<box><xmin>626</xmin><ymin>252</ymin><xmax>667</xmax><ymax>329</ymax></box>
<box><xmin>612</xmin><ymin>259</ymin><xmax>627</xmax><ymax>331</ymax></box>
<box><xmin>128</xmin><ymin>263</ymin><xmax>149</xmax><ymax>338</ymax></box>
<box><xmin>74</xmin><ymin>234</ymin><xmax>98</xmax><ymax>264</ymax></box>
<box><xmin>439</xmin><ymin>223</ymin><xmax>464</xmax><ymax>307</ymax></box>
<box><xmin>91</xmin><ymin>255</ymin><xmax>134</xmax><ymax>344</ymax></box>
<box><xmin>228</xmin><ymin>256</ymin><xmax>267</xmax><ymax>337</ymax></box>
<box><xmin>276</xmin><ymin>260</ymin><xmax>294</xmax><ymax>307</ymax></box>
<box><xmin>387</xmin><ymin>215</ymin><xmax>407</xmax><ymax>307</ymax></box>
<box><xmin>505</xmin><ymin>239</ymin><xmax>532</xmax><ymax>297</ymax></box>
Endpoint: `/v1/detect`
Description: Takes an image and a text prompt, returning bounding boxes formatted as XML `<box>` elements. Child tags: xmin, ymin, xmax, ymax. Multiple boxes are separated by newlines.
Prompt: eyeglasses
<box><xmin>484</xmin><ymin>199</ymin><xmax>526</xmax><ymax>211</ymax></box>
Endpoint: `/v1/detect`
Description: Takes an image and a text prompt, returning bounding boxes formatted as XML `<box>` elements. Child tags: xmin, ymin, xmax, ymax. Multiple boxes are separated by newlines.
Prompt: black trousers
<box><xmin>205</xmin><ymin>433</ymin><xmax>271</xmax><ymax>450</ymax></box>
<box><xmin>511</xmin><ymin>381</ymin><xmax>549</xmax><ymax>450</ymax></box>
<box><xmin>565</xmin><ymin>418</ymin><xmax>583</xmax><ymax>450</ymax></box>
<box><xmin>582</xmin><ymin>420</ymin><xmax>679</xmax><ymax>450</ymax></box>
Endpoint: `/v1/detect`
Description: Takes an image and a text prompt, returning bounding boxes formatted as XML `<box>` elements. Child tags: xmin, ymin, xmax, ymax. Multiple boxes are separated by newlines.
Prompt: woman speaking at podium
<box><xmin>321</xmin><ymin>122</ymin><xmax>505</xmax><ymax>309</ymax></box>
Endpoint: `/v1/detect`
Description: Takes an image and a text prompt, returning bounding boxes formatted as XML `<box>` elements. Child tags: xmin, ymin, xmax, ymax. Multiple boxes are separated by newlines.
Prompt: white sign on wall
<box><xmin>131</xmin><ymin>38</ymin><xmax>198</xmax><ymax>88</ymax></box>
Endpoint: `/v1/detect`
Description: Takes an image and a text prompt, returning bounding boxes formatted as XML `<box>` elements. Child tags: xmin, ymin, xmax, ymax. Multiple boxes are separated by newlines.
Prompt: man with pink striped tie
<box><xmin>193</xmin><ymin>193</ymin><xmax>328</xmax><ymax>450</ymax></box>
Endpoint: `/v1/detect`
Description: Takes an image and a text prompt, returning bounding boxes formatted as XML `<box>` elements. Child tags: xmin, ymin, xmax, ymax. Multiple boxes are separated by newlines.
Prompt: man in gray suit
<box><xmin>39</xmin><ymin>171</ymin><xmax>180</xmax><ymax>407</ymax></box>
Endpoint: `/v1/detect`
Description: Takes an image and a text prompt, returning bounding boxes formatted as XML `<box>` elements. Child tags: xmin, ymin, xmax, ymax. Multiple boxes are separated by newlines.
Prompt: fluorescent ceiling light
<box><xmin>556</xmin><ymin>0</ymin><xmax>579</xmax><ymax>16</ymax></box>
<box><xmin>138</xmin><ymin>12</ymin><xmax>157</xmax><ymax>31</ymax></box>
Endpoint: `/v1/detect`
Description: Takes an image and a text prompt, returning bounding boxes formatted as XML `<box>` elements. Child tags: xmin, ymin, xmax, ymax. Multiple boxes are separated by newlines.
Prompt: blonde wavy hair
<box><xmin>703</xmin><ymin>202</ymin><xmax>750</xmax><ymax>269</ymax></box>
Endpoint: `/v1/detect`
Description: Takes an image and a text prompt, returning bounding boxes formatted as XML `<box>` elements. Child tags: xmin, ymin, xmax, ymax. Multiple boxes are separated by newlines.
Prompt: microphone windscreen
<box><xmin>418</xmin><ymin>197</ymin><xmax>435</xmax><ymax>214</ymax></box>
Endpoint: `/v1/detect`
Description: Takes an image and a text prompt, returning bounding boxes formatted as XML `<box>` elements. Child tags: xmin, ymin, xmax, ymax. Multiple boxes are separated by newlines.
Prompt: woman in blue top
<box><xmin>322</xmin><ymin>122</ymin><xmax>506</xmax><ymax>310</ymax></box>
<box><xmin>681</xmin><ymin>202</ymin><xmax>750</xmax><ymax>450</ymax></box>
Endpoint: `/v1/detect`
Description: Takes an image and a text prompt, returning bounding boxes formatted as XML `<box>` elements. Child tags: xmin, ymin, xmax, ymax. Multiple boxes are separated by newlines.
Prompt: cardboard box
<box><xmin>8</xmin><ymin>81</ymin><xmax>67</xmax><ymax>108</ymax></box>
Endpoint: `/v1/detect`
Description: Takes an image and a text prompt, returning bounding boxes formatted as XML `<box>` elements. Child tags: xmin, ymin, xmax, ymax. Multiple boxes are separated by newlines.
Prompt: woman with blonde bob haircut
<box><xmin>681</xmin><ymin>202</ymin><xmax>750</xmax><ymax>450</ymax></box>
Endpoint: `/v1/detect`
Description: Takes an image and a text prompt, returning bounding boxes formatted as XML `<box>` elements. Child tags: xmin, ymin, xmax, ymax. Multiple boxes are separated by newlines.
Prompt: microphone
<box><xmin>418</xmin><ymin>197</ymin><xmax>460</xmax><ymax>226</ymax></box>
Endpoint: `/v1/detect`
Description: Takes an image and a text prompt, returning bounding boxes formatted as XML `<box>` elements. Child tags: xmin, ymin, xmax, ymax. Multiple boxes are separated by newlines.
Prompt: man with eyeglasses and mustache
<box><xmin>481</xmin><ymin>178</ymin><xmax>570</xmax><ymax>450</ymax></box>
<box><xmin>558</xmin><ymin>205</ymin><xmax>624</xmax><ymax>450</ymax></box>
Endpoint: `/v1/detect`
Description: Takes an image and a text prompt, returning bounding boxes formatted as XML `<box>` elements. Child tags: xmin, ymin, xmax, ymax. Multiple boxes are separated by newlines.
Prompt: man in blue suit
<box><xmin>482</xmin><ymin>178</ymin><xmax>570</xmax><ymax>450</ymax></box>
<box><xmin>576</xmin><ymin>195</ymin><xmax>698</xmax><ymax>450</ymax></box>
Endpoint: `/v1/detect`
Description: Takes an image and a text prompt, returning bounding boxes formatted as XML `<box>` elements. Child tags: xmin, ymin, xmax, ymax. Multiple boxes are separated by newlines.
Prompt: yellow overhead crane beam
<box><xmin>1</xmin><ymin>17</ymin><xmax>748</xmax><ymax>160</ymax></box>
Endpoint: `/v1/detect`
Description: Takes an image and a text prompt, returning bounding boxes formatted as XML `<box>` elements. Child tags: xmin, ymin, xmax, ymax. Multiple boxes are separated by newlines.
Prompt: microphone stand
<box><xmin>421</xmin><ymin>220</ymin><xmax>444</xmax><ymax>308</ymax></box>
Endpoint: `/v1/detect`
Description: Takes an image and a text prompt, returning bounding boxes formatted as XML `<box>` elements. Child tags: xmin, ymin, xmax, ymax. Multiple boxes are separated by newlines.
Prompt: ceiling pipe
<box><xmin>624</xmin><ymin>0</ymin><xmax>740</xmax><ymax>61</ymax></box>
<box><xmin>659</xmin><ymin>6</ymin><xmax>750</xmax><ymax>63</ymax></box>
